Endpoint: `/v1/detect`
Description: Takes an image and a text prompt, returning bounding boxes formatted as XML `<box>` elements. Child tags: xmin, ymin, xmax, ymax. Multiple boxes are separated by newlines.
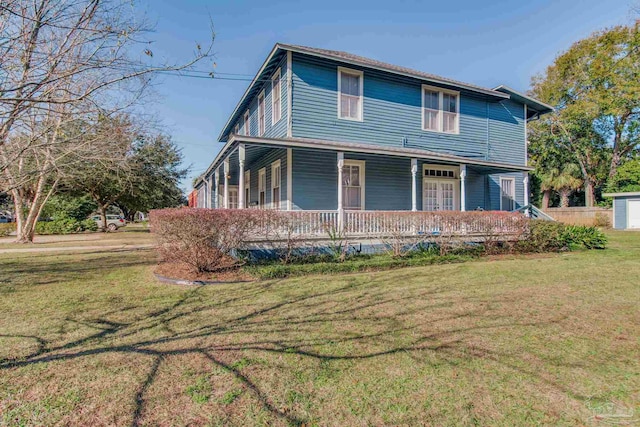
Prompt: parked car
<box><xmin>91</xmin><ymin>215</ymin><xmax>126</xmax><ymax>231</ymax></box>
<box><xmin>0</xmin><ymin>214</ymin><xmax>12</xmax><ymax>223</ymax></box>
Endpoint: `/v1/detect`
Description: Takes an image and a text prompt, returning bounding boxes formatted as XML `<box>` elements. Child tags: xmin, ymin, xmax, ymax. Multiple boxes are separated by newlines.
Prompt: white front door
<box><xmin>629</xmin><ymin>200</ymin><xmax>640</xmax><ymax>229</ymax></box>
<box><xmin>423</xmin><ymin>179</ymin><xmax>457</xmax><ymax>211</ymax></box>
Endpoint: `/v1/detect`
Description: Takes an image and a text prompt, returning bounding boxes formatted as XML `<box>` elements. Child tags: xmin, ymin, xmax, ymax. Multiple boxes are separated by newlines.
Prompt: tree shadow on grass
<box><xmin>0</xmin><ymin>258</ymin><xmax>604</xmax><ymax>425</ymax></box>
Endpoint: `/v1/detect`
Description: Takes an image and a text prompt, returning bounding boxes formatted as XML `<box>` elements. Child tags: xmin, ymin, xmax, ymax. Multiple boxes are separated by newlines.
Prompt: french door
<box><xmin>423</xmin><ymin>179</ymin><xmax>456</xmax><ymax>211</ymax></box>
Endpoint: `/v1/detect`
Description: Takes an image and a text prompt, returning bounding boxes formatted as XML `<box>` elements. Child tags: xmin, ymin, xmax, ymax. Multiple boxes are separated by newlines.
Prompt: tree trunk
<box><xmin>584</xmin><ymin>179</ymin><xmax>595</xmax><ymax>208</ymax></box>
<box><xmin>609</xmin><ymin>146</ymin><xmax>621</xmax><ymax>182</ymax></box>
<box><xmin>11</xmin><ymin>177</ymin><xmax>57</xmax><ymax>243</ymax></box>
<box><xmin>541</xmin><ymin>190</ymin><xmax>551</xmax><ymax>209</ymax></box>
<box><xmin>98</xmin><ymin>204</ymin><xmax>108</xmax><ymax>231</ymax></box>
<box><xmin>560</xmin><ymin>190</ymin><xmax>571</xmax><ymax>208</ymax></box>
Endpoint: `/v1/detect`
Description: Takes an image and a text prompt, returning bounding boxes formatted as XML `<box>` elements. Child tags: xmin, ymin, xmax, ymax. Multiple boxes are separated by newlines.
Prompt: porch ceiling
<box><xmin>231</xmin><ymin>135</ymin><xmax>534</xmax><ymax>173</ymax></box>
<box><xmin>200</xmin><ymin>135</ymin><xmax>533</xmax><ymax>184</ymax></box>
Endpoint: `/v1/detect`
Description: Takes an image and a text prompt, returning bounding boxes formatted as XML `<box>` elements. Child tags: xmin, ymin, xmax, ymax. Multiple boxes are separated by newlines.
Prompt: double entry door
<box><xmin>423</xmin><ymin>179</ymin><xmax>456</xmax><ymax>211</ymax></box>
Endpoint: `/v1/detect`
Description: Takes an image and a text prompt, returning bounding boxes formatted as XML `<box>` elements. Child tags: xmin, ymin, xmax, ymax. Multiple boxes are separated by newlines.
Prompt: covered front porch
<box><xmin>201</xmin><ymin>135</ymin><xmax>532</xmax><ymax>219</ymax></box>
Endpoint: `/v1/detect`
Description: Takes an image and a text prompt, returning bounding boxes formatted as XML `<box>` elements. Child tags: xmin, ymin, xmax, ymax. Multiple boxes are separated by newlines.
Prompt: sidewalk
<box><xmin>0</xmin><ymin>243</ymin><xmax>154</xmax><ymax>254</ymax></box>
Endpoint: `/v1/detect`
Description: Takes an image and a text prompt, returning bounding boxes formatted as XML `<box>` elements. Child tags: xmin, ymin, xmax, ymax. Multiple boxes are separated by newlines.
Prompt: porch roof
<box><xmin>198</xmin><ymin>135</ymin><xmax>533</xmax><ymax>184</ymax></box>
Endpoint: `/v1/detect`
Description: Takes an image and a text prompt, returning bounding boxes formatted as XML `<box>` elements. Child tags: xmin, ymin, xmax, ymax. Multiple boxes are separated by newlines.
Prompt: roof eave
<box><xmin>493</xmin><ymin>85</ymin><xmax>555</xmax><ymax>114</ymax></box>
<box><xmin>280</xmin><ymin>44</ymin><xmax>510</xmax><ymax>100</ymax></box>
<box><xmin>216</xmin><ymin>44</ymin><xmax>285</xmax><ymax>142</ymax></box>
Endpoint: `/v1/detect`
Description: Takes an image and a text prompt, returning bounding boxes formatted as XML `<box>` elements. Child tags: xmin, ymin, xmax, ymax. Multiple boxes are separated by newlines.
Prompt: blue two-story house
<box><xmin>195</xmin><ymin>44</ymin><xmax>552</xmax><ymax>215</ymax></box>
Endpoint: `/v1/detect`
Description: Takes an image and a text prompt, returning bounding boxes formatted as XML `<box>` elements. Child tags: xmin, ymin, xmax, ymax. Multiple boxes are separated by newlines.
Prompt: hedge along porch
<box><xmin>203</xmin><ymin>135</ymin><xmax>532</xmax><ymax>217</ymax></box>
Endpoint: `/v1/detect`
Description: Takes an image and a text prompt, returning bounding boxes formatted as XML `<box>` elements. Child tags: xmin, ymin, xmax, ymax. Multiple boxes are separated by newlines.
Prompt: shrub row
<box><xmin>149</xmin><ymin>208</ymin><xmax>607</xmax><ymax>275</ymax></box>
<box><xmin>35</xmin><ymin>218</ymin><xmax>98</xmax><ymax>235</ymax></box>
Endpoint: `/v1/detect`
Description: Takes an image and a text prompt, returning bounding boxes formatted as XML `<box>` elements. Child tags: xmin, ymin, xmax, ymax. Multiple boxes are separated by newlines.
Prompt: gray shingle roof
<box><xmin>278</xmin><ymin>43</ymin><xmax>509</xmax><ymax>98</ymax></box>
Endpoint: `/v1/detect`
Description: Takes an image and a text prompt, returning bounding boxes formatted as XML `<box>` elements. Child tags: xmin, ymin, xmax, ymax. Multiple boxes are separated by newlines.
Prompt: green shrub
<box><xmin>40</xmin><ymin>195</ymin><xmax>97</xmax><ymax>221</ymax></box>
<box><xmin>562</xmin><ymin>225</ymin><xmax>607</xmax><ymax>249</ymax></box>
<box><xmin>0</xmin><ymin>223</ymin><xmax>16</xmax><ymax>237</ymax></box>
<box><xmin>35</xmin><ymin>217</ymin><xmax>97</xmax><ymax>235</ymax></box>
<box><xmin>519</xmin><ymin>220</ymin><xmax>607</xmax><ymax>252</ymax></box>
<box><xmin>80</xmin><ymin>218</ymin><xmax>98</xmax><ymax>232</ymax></box>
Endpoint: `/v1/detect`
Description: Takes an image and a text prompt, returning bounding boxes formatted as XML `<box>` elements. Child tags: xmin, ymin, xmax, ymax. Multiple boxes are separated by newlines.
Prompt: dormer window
<box><xmin>422</xmin><ymin>85</ymin><xmax>459</xmax><ymax>134</ymax></box>
<box><xmin>338</xmin><ymin>67</ymin><xmax>363</xmax><ymax>121</ymax></box>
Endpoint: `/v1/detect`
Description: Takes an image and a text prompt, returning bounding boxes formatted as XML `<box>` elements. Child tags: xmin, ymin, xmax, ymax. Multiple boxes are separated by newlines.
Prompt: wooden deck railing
<box><xmin>250</xmin><ymin>209</ymin><xmax>526</xmax><ymax>239</ymax></box>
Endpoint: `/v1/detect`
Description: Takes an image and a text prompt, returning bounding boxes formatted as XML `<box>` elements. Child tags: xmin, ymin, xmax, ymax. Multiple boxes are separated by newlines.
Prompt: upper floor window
<box><xmin>422</xmin><ymin>85</ymin><xmax>459</xmax><ymax>134</ymax></box>
<box><xmin>258</xmin><ymin>92</ymin><xmax>265</xmax><ymax>135</ymax></box>
<box><xmin>244</xmin><ymin>110</ymin><xmax>250</xmax><ymax>136</ymax></box>
<box><xmin>338</xmin><ymin>67</ymin><xmax>363</xmax><ymax>121</ymax></box>
<box><xmin>234</xmin><ymin>124</ymin><xmax>239</xmax><ymax>135</ymax></box>
<box><xmin>272</xmin><ymin>69</ymin><xmax>282</xmax><ymax>124</ymax></box>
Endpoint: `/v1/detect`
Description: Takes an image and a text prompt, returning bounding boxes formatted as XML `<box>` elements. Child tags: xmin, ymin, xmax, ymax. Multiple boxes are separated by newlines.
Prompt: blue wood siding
<box><xmin>614</xmin><ymin>198</ymin><xmax>627</xmax><ymax>229</ymax></box>
<box><xmin>488</xmin><ymin>173</ymin><xmax>524</xmax><ymax>210</ymax></box>
<box><xmin>290</xmin><ymin>53</ymin><xmax>526</xmax><ymax>165</ymax></box>
<box><xmin>233</xmin><ymin>56</ymin><xmax>288</xmax><ymax>139</ymax></box>
<box><xmin>465</xmin><ymin>167</ymin><xmax>487</xmax><ymax>211</ymax></box>
<box><xmin>290</xmin><ymin>148</ymin><xmax>505</xmax><ymax>211</ymax></box>
<box><xmin>245</xmin><ymin>148</ymin><xmax>288</xmax><ymax>208</ymax></box>
<box><xmin>292</xmin><ymin>148</ymin><xmax>337</xmax><ymax>210</ymax></box>
<box><xmin>293</xmin><ymin>150</ymin><xmax>412</xmax><ymax>210</ymax></box>
<box><xmin>345</xmin><ymin>153</ymin><xmax>412</xmax><ymax>210</ymax></box>
<box><xmin>488</xmin><ymin>100</ymin><xmax>526</xmax><ymax>165</ymax></box>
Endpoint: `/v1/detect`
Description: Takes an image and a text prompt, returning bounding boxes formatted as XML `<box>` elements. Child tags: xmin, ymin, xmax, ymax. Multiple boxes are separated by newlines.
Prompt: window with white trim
<box><xmin>271</xmin><ymin>69</ymin><xmax>282</xmax><ymax>124</ymax></box>
<box><xmin>258</xmin><ymin>92</ymin><xmax>265</xmax><ymax>136</ymax></box>
<box><xmin>500</xmin><ymin>177</ymin><xmax>515</xmax><ymax>211</ymax></box>
<box><xmin>422</xmin><ymin>85</ymin><xmax>459</xmax><ymax>134</ymax></box>
<box><xmin>244</xmin><ymin>111</ymin><xmax>250</xmax><ymax>136</ymax></box>
<box><xmin>258</xmin><ymin>168</ymin><xmax>266</xmax><ymax>208</ymax></box>
<box><xmin>342</xmin><ymin>160</ymin><xmax>365</xmax><ymax>210</ymax></box>
<box><xmin>271</xmin><ymin>160</ymin><xmax>281</xmax><ymax>210</ymax></box>
<box><xmin>228</xmin><ymin>186</ymin><xmax>239</xmax><ymax>209</ymax></box>
<box><xmin>234</xmin><ymin>124</ymin><xmax>239</xmax><ymax>135</ymax></box>
<box><xmin>338</xmin><ymin>67</ymin><xmax>363</xmax><ymax>121</ymax></box>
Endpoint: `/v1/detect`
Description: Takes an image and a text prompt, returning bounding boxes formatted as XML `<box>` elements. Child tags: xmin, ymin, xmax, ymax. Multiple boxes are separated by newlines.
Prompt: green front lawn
<box><xmin>0</xmin><ymin>232</ymin><xmax>638</xmax><ymax>426</ymax></box>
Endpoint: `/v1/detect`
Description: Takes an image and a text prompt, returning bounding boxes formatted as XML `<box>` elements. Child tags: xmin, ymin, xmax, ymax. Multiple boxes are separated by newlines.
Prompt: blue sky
<box><xmin>140</xmin><ymin>0</ymin><xmax>636</xmax><ymax>190</ymax></box>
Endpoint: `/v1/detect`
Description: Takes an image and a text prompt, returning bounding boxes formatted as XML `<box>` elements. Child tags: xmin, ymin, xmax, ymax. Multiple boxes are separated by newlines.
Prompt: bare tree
<box><xmin>0</xmin><ymin>0</ymin><xmax>214</xmax><ymax>242</ymax></box>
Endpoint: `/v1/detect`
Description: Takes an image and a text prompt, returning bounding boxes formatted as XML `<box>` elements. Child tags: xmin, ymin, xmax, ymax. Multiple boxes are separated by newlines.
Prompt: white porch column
<box><xmin>238</xmin><ymin>144</ymin><xmax>246</xmax><ymax>209</ymax></box>
<box><xmin>208</xmin><ymin>175</ymin><xmax>214</xmax><ymax>208</ymax></box>
<box><xmin>337</xmin><ymin>152</ymin><xmax>344</xmax><ymax>231</ymax></box>
<box><xmin>214</xmin><ymin>168</ymin><xmax>220</xmax><ymax>208</ymax></box>
<box><xmin>203</xmin><ymin>180</ymin><xmax>208</xmax><ymax>208</ymax></box>
<box><xmin>286</xmin><ymin>148</ymin><xmax>293</xmax><ymax>211</ymax></box>
<box><xmin>411</xmin><ymin>158</ymin><xmax>418</xmax><ymax>211</ymax></box>
<box><xmin>523</xmin><ymin>174</ymin><xmax>530</xmax><ymax>207</ymax></box>
<box><xmin>223</xmin><ymin>159</ymin><xmax>230</xmax><ymax>209</ymax></box>
<box><xmin>460</xmin><ymin>164</ymin><xmax>467</xmax><ymax>212</ymax></box>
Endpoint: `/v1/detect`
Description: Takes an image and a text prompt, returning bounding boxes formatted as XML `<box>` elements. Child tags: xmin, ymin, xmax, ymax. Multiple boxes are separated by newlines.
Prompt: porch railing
<box><xmin>250</xmin><ymin>209</ymin><xmax>525</xmax><ymax>238</ymax></box>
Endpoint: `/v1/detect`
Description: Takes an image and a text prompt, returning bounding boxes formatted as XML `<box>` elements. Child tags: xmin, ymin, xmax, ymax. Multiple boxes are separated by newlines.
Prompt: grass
<box><xmin>245</xmin><ymin>252</ymin><xmax>475</xmax><ymax>279</ymax></box>
<box><xmin>0</xmin><ymin>231</ymin><xmax>639</xmax><ymax>425</ymax></box>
